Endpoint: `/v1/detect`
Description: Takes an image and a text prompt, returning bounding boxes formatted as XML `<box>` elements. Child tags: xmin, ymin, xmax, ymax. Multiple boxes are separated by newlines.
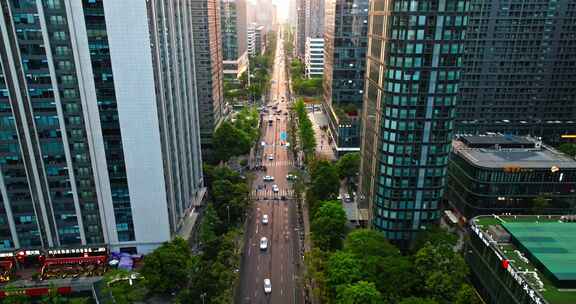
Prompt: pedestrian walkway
<box><xmin>250</xmin><ymin>189</ymin><xmax>295</xmax><ymax>199</ymax></box>
<box><xmin>308</xmin><ymin>110</ymin><xmax>336</xmax><ymax>160</ymax></box>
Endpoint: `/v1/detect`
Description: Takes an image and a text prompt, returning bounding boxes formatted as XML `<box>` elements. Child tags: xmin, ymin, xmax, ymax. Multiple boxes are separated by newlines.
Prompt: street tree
<box><xmin>212</xmin><ymin>121</ymin><xmax>251</xmax><ymax>163</ymax></box>
<box><xmin>399</xmin><ymin>297</ymin><xmax>439</xmax><ymax>304</ymax></box>
<box><xmin>336</xmin><ymin>152</ymin><xmax>361</xmax><ymax>180</ymax></box>
<box><xmin>336</xmin><ymin>281</ymin><xmax>383</xmax><ymax>304</ymax></box>
<box><xmin>311</xmin><ymin>201</ymin><xmax>348</xmax><ymax>251</ymax></box>
<box><xmin>140</xmin><ymin>237</ymin><xmax>193</xmax><ymax>295</ymax></box>
<box><xmin>454</xmin><ymin>284</ymin><xmax>483</xmax><ymax>304</ymax></box>
<box><xmin>325</xmin><ymin>251</ymin><xmax>364</xmax><ymax>293</ymax></box>
<box><xmin>343</xmin><ymin>229</ymin><xmax>400</xmax><ymax>259</ymax></box>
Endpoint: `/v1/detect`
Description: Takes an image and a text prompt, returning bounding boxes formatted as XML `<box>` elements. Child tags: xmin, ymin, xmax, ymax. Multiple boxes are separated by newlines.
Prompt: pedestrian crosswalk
<box><xmin>250</xmin><ymin>189</ymin><xmax>295</xmax><ymax>200</ymax></box>
<box><xmin>260</xmin><ymin>160</ymin><xmax>295</xmax><ymax>167</ymax></box>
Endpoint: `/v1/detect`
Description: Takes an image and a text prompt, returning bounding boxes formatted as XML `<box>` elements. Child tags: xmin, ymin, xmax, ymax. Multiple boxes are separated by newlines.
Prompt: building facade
<box><xmin>447</xmin><ymin>135</ymin><xmax>576</xmax><ymax>218</ymax></box>
<box><xmin>295</xmin><ymin>0</ymin><xmax>307</xmax><ymax>58</ymax></box>
<box><xmin>359</xmin><ymin>0</ymin><xmax>470</xmax><ymax>246</ymax></box>
<box><xmin>305</xmin><ymin>0</ymin><xmax>325</xmax><ymax>39</ymax></box>
<box><xmin>305</xmin><ymin>37</ymin><xmax>324</xmax><ymax>78</ymax></box>
<box><xmin>221</xmin><ymin>0</ymin><xmax>248</xmax><ymax>79</ymax></box>
<box><xmin>191</xmin><ymin>0</ymin><xmax>226</xmax><ymax>156</ymax></box>
<box><xmin>456</xmin><ymin>0</ymin><xmax>576</xmax><ymax>144</ymax></box>
<box><xmin>0</xmin><ymin>0</ymin><xmax>205</xmax><ymax>253</ymax></box>
<box><xmin>322</xmin><ymin>0</ymin><xmax>369</xmax><ymax>152</ymax></box>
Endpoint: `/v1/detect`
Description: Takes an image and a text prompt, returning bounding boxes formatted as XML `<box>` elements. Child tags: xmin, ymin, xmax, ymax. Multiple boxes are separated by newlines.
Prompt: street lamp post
<box><xmin>201</xmin><ymin>292</ymin><xmax>206</xmax><ymax>304</ymax></box>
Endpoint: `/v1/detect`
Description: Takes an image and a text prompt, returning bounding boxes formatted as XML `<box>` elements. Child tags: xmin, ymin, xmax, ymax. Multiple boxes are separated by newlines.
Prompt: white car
<box><xmin>268</xmin><ymin>155</ymin><xmax>274</xmax><ymax>161</ymax></box>
<box><xmin>272</xmin><ymin>184</ymin><xmax>279</xmax><ymax>193</ymax></box>
<box><xmin>264</xmin><ymin>278</ymin><xmax>272</xmax><ymax>294</ymax></box>
<box><xmin>263</xmin><ymin>175</ymin><xmax>274</xmax><ymax>182</ymax></box>
<box><xmin>262</xmin><ymin>214</ymin><xmax>269</xmax><ymax>224</ymax></box>
<box><xmin>260</xmin><ymin>237</ymin><xmax>268</xmax><ymax>250</ymax></box>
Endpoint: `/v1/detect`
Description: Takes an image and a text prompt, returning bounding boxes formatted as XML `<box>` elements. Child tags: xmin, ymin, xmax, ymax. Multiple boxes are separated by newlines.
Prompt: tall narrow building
<box><xmin>323</xmin><ymin>0</ymin><xmax>369</xmax><ymax>154</ymax></box>
<box><xmin>359</xmin><ymin>0</ymin><xmax>470</xmax><ymax>246</ymax></box>
<box><xmin>295</xmin><ymin>0</ymin><xmax>307</xmax><ymax>58</ymax></box>
<box><xmin>191</xmin><ymin>0</ymin><xmax>226</xmax><ymax>157</ymax></box>
<box><xmin>0</xmin><ymin>0</ymin><xmax>205</xmax><ymax>253</ymax></box>
<box><xmin>305</xmin><ymin>0</ymin><xmax>325</xmax><ymax>39</ymax></box>
<box><xmin>221</xmin><ymin>0</ymin><xmax>249</xmax><ymax>79</ymax></box>
<box><xmin>456</xmin><ymin>0</ymin><xmax>576</xmax><ymax>144</ymax></box>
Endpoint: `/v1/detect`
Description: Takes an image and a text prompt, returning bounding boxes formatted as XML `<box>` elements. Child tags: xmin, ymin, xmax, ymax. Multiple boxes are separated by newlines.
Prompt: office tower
<box><xmin>305</xmin><ymin>0</ymin><xmax>325</xmax><ymax>39</ymax></box>
<box><xmin>254</xmin><ymin>0</ymin><xmax>273</xmax><ymax>32</ymax></box>
<box><xmin>359</xmin><ymin>0</ymin><xmax>470</xmax><ymax>246</ymax></box>
<box><xmin>305</xmin><ymin>38</ymin><xmax>325</xmax><ymax>78</ymax></box>
<box><xmin>248</xmin><ymin>23</ymin><xmax>266</xmax><ymax>57</ymax></box>
<box><xmin>295</xmin><ymin>0</ymin><xmax>307</xmax><ymax>58</ymax></box>
<box><xmin>456</xmin><ymin>0</ymin><xmax>576</xmax><ymax>144</ymax></box>
<box><xmin>289</xmin><ymin>0</ymin><xmax>298</xmax><ymax>27</ymax></box>
<box><xmin>191</xmin><ymin>0</ymin><xmax>226</xmax><ymax>156</ymax></box>
<box><xmin>221</xmin><ymin>0</ymin><xmax>249</xmax><ymax>79</ymax></box>
<box><xmin>323</xmin><ymin>0</ymin><xmax>369</xmax><ymax>153</ymax></box>
<box><xmin>0</xmin><ymin>0</ymin><xmax>204</xmax><ymax>253</ymax></box>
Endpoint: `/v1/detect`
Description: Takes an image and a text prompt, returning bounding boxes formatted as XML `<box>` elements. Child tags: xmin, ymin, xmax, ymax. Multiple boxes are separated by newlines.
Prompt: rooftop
<box><xmin>453</xmin><ymin>135</ymin><xmax>576</xmax><ymax>169</ymax></box>
<box><xmin>473</xmin><ymin>215</ymin><xmax>576</xmax><ymax>304</ymax></box>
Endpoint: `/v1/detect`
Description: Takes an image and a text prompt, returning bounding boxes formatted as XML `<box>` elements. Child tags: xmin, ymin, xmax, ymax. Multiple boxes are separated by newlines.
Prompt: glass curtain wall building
<box><xmin>0</xmin><ymin>0</ymin><xmax>204</xmax><ymax>253</ymax></box>
<box><xmin>220</xmin><ymin>0</ymin><xmax>248</xmax><ymax>79</ymax></box>
<box><xmin>323</xmin><ymin>0</ymin><xmax>369</xmax><ymax>152</ymax></box>
<box><xmin>359</xmin><ymin>0</ymin><xmax>470</xmax><ymax>246</ymax></box>
<box><xmin>456</xmin><ymin>0</ymin><xmax>576</xmax><ymax>144</ymax></box>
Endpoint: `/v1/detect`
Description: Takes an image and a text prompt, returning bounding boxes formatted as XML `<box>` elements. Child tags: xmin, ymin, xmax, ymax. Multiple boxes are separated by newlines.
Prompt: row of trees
<box><xmin>212</xmin><ymin>107</ymin><xmax>260</xmax><ymax>163</ymax></box>
<box><xmin>104</xmin><ymin>165</ymin><xmax>249</xmax><ymax>303</ymax></box>
<box><xmin>294</xmin><ymin>98</ymin><xmax>317</xmax><ymax>160</ymax></box>
<box><xmin>306</xmin><ymin>228</ymin><xmax>481</xmax><ymax>304</ymax></box>
<box><xmin>559</xmin><ymin>142</ymin><xmax>576</xmax><ymax>157</ymax></box>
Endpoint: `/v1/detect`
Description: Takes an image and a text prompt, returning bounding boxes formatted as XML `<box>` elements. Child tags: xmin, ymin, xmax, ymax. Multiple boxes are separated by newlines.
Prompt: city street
<box><xmin>238</xmin><ymin>32</ymin><xmax>302</xmax><ymax>304</ymax></box>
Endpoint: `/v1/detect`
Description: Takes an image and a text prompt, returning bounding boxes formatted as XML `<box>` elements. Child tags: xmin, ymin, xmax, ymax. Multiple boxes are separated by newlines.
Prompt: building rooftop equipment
<box><xmin>453</xmin><ymin>135</ymin><xmax>576</xmax><ymax>169</ymax></box>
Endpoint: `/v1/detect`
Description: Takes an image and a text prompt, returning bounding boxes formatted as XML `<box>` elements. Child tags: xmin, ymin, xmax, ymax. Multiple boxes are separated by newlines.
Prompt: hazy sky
<box><xmin>273</xmin><ymin>0</ymin><xmax>289</xmax><ymax>21</ymax></box>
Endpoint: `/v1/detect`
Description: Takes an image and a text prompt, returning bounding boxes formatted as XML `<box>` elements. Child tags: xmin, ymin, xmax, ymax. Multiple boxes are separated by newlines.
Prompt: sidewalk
<box><xmin>307</xmin><ymin>109</ymin><xmax>336</xmax><ymax>161</ymax></box>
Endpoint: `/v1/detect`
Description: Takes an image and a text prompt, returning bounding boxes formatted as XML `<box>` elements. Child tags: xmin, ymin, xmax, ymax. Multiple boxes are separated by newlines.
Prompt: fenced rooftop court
<box><xmin>474</xmin><ymin>215</ymin><xmax>576</xmax><ymax>304</ymax></box>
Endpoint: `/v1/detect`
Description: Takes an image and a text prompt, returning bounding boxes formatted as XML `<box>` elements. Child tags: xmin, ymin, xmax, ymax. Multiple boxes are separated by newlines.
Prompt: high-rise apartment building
<box><xmin>456</xmin><ymin>0</ymin><xmax>576</xmax><ymax>144</ymax></box>
<box><xmin>295</xmin><ymin>0</ymin><xmax>307</xmax><ymax>58</ymax></box>
<box><xmin>221</xmin><ymin>0</ymin><xmax>248</xmax><ymax>79</ymax></box>
<box><xmin>248</xmin><ymin>23</ymin><xmax>266</xmax><ymax>57</ymax></box>
<box><xmin>305</xmin><ymin>37</ymin><xmax>325</xmax><ymax>78</ymax></box>
<box><xmin>323</xmin><ymin>0</ymin><xmax>369</xmax><ymax>153</ymax></box>
<box><xmin>359</xmin><ymin>0</ymin><xmax>470</xmax><ymax>246</ymax></box>
<box><xmin>191</xmin><ymin>0</ymin><xmax>226</xmax><ymax>156</ymax></box>
<box><xmin>0</xmin><ymin>0</ymin><xmax>204</xmax><ymax>253</ymax></box>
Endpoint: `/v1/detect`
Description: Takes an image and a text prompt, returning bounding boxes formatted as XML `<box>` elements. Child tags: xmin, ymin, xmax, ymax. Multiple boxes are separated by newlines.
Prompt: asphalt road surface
<box><xmin>237</xmin><ymin>32</ymin><xmax>301</xmax><ymax>304</ymax></box>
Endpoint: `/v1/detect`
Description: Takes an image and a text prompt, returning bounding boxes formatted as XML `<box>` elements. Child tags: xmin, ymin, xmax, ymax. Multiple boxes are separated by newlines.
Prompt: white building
<box><xmin>305</xmin><ymin>37</ymin><xmax>324</xmax><ymax>78</ymax></box>
<box><xmin>0</xmin><ymin>0</ymin><xmax>205</xmax><ymax>253</ymax></box>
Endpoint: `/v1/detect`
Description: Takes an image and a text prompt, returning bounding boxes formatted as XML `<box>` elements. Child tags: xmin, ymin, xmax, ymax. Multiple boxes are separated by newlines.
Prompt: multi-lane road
<box><xmin>237</xmin><ymin>32</ymin><xmax>302</xmax><ymax>304</ymax></box>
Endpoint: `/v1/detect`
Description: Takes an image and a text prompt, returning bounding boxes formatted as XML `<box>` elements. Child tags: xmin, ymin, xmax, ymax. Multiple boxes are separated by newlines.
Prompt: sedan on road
<box><xmin>262</xmin><ymin>214</ymin><xmax>269</xmax><ymax>224</ymax></box>
<box><xmin>272</xmin><ymin>184</ymin><xmax>279</xmax><ymax>193</ymax></box>
<box><xmin>264</xmin><ymin>278</ymin><xmax>272</xmax><ymax>294</ymax></box>
<box><xmin>268</xmin><ymin>155</ymin><xmax>274</xmax><ymax>161</ymax></box>
<box><xmin>263</xmin><ymin>175</ymin><xmax>274</xmax><ymax>182</ymax></box>
<box><xmin>260</xmin><ymin>237</ymin><xmax>268</xmax><ymax>250</ymax></box>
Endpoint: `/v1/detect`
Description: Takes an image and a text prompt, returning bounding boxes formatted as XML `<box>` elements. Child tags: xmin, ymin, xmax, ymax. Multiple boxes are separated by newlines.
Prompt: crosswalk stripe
<box><xmin>249</xmin><ymin>189</ymin><xmax>295</xmax><ymax>199</ymax></box>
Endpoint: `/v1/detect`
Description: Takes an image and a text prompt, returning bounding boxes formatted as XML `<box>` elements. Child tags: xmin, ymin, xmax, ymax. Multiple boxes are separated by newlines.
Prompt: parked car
<box><xmin>264</xmin><ymin>278</ymin><xmax>272</xmax><ymax>293</ymax></box>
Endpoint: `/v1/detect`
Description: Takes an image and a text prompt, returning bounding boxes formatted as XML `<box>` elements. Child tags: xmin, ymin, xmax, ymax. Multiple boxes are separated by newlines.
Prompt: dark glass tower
<box><xmin>323</xmin><ymin>0</ymin><xmax>369</xmax><ymax>152</ymax></box>
<box><xmin>359</xmin><ymin>0</ymin><xmax>470</xmax><ymax>246</ymax></box>
<box><xmin>456</xmin><ymin>0</ymin><xmax>576</xmax><ymax>144</ymax></box>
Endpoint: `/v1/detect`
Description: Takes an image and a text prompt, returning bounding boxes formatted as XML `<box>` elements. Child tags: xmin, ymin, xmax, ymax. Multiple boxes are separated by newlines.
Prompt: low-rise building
<box><xmin>447</xmin><ymin>135</ymin><xmax>576</xmax><ymax>219</ymax></box>
<box><xmin>305</xmin><ymin>37</ymin><xmax>324</xmax><ymax>78</ymax></box>
<box><xmin>468</xmin><ymin>215</ymin><xmax>576</xmax><ymax>304</ymax></box>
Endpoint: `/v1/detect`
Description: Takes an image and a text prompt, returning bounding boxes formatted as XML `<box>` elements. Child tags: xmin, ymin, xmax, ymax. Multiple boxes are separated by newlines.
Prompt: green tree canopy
<box><xmin>326</xmin><ymin>251</ymin><xmax>364</xmax><ymax>292</ymax></box>
<box><xmin>337</xmin><ymin>152</ymin><xmax>361</xmax><ymax>180</ymax></box>
<box><xmin>336</xmin><ymin>281</ymin><xmax>383</xmax><ymax>304</ymax></box>
<box><xmin>343</xmin><ymin>229</ymin><xmax>400</xmax><ymax>259</ymax></box>
<box><xmin>558</xmin><ymin>143</ymin><xmax>576</xmax><ymax>157</ymax></box>
<box><xmin>454</xmin><ymin>284</ymin><xmax>483</xmax><ymax>304</ymax></box>
<box><xmin>309</xmin><ymin>160</ymin><xmax>340</xmax><ymax>204</ymax></box>
<box><xmin>213</xmin><ymin>121</ymin><xmax>251</xmax><ymax>163</ymax></box>
<box><xmin>398</xmin><ymin>297</ymin><xmax>439</xmax><ymax>304</ymax></box>
<box><xmin>312</xmin><ymin>201</ymin><xmax>348</xmax><ymax>251</ymax></box>
<box><xmin>140</xmin><ymin>237</ymin><xmax>193</xmax><ymax>295</ymax></box>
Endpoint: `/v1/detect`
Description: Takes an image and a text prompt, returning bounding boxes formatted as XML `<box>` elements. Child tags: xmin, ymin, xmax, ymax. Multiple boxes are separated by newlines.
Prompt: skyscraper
<box><xmin>359</xmin><ymin>0</ymin><xmax>470</xmax><ymax>246</ymax></box>
<box><xmin>456</xmin><ymin>0</ymin><xmax>576</xmax><ymax>144</ymax></box>
<box><xmin>323</xmin><ymin>0</ymin><xmax>369</xmax><ymax>153</ymax></box>
<box><xmin>191</xmin><ymin>0</ymin><xmax>226</xmax><ymax>157</ymax></box>
<box><xmin>0</xmin><ymin>0</ymin><xmax>204</xmax><ymax>253</ymax></box>
<box><xmin>305</xmin><ymin>0</ymin><xmax>325</xmax><ymax>39</ymax></box>
<box><xmin>221</xmin><ymin>0</ymin><xmax>249</xmax><ymax>79</ymax></box>
<box><xmin>295</xmin><ymin>0</ymin><xmax>307</xmax><ymax>58</ymax></box>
